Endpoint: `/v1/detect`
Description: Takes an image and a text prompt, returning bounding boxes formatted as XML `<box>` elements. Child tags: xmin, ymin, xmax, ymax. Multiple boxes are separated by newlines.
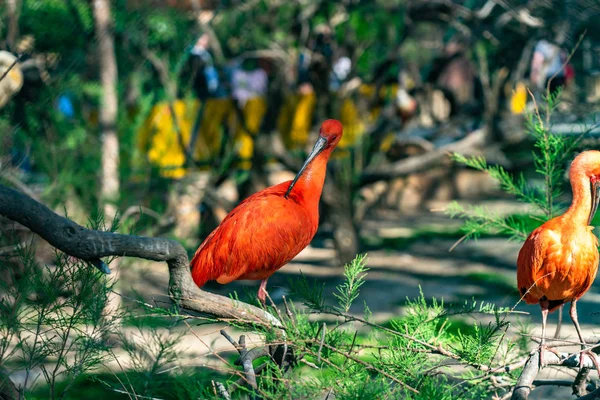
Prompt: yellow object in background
<box><xmin>193</xmin><ymin>98</ymin><xmax>232</xmax><ymax>160</ymax></box>
<box><xmin>137</xmin><ymin>99</ymin><xmax>200</xmax><ymax>179</ymax></box>
<box><xmin>358</xmin><ymin>83</ymin><xmax>399</xmax><ymax>101</ymax></box>
<box><xmin>278</xmin><ymin>93</ymin><xmax>317</xmax><ymax>150</ymax></box>
<box><xmin>338</xmin><ymin>97</ymin><xmax>365</xmax><ymax>149</ymax></box>
<box><xmin>137</xmin><ymin>83</ymin><xmax>405</xmax><ymax>178</ymax></box>
<box><xmin>289</xmin><ymin>93</ymin><xmax>316</xmax><ymax>149</ymax></box>
<box><xmin>510</xmin><ymin>82</ymin><xmax>528</xmax><ymax>114</ymax></box>
<box><xmin>233</xmin><ymin>97</ymin><xmax>267</xmax><ymax>169</ymax></box>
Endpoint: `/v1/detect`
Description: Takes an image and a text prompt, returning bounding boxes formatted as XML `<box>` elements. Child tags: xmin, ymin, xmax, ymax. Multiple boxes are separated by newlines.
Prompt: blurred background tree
<box><xmin>2</xmin><ymin>0</ymin><xmax>599</xmax><ymax>261</ymax></box>
<box><xmin>2</xmin><ymin>1</ymin><xmax>600</xmax><ymax>397</ymax></box>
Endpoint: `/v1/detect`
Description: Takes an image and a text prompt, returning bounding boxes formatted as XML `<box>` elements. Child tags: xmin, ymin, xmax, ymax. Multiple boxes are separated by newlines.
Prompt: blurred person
<box><xmin>530</xmin><ymin>38</ymin><xmax>574</xmax><ymax>95</ymax></box>
<box><xmin>181</xmin><ymin>34</ymin><xmax>222</xmax><ymax>100</ymax></box>
<box><xmin>297</xmin><ymin>51</ymin><xmax>312</xmax><ymax>93</ymax></box>
<box><xmin>308</xmin><ymin>25</ymin><xmax>335</xmax><ymax>123</ymax></box>
<box><xmin>230</xmin><ymin>57</ymin><xmax>268</xmax><ymax>171</ymax></box>
<box><xmin>427</xmin><ymin>33</ymin><xmax>483</xmax><ymax>118</ymax></box>
<box><xmin>179</xmin><ymin>34</ymin><xmax>228</xmax><ymax>165</ymax></box>
<box><xmin>329</xmin><ymin>55</ymin><xmax>351</xmax><ymax>92</ymax></box>
<box><xmin>231</xmin><ymin>57</ymin><xmax>268</xmax><ymax>107</ymax></box>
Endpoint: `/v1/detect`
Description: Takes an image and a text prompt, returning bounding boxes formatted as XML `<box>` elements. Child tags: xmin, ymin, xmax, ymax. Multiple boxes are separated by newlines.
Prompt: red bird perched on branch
<box><xmin>191</xmin><ymin>119</ymin><xmax>343</xmax><ymax>303</ymax></box>
<box><xmin>517</xmin><ymin>150</ymin><xmax>600</xmax><ymax>370</ymax></box>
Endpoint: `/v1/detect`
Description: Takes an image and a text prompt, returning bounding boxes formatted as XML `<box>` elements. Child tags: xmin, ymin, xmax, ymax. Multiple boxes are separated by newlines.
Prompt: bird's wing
<box><xmin>516</xmin><ymin>226</ymin><xmax>556</xmax><ymax>304</ymax></box>
<box><xmin>191</xmin><ymin>182</ymin><xmax>317</xmax><ymax>286</ymax></box>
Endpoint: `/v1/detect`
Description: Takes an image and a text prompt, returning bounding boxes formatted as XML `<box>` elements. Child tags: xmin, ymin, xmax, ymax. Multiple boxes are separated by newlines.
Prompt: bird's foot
<box><xmin>538</xmin><ymin>344</ymin><xmax>560</xmax><ymax>368</ymax></box>
<box><xmin>257</xmin><ymin>289</ymin><xmax>268</xmax><ymax>307</ymax></box>
<box><xmin>579</xmin><ymin>350</ymin><xmax>600</xmax><ymax>377</ymax></box>
<box><xmin>257</xmin><ymin>279</ymin><xmax>269</xmax><ymax>307</ymax></box>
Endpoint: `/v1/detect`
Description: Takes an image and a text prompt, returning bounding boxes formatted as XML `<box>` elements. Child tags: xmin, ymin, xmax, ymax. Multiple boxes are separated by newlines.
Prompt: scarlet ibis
<box><xmin>517</xmin><ymin>150</ymin><xmax>600</xmax><ymax>369</ymax></box>
<box><xmin>191</xmin><ymin>119</ymin><xmax>343</xmax><ymax>303</ymax></box>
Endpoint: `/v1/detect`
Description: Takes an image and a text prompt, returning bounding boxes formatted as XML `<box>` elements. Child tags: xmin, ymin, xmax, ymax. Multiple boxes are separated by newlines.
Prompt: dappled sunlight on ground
<box><xmin>120</xmin><ymin>202</ymin><xmax>600</xmax><ymax>335</ymax></box>
<box><xmin>17</xmin><ymin>200</ymin><xmax>600</xmax><ymax>397</ymax></box>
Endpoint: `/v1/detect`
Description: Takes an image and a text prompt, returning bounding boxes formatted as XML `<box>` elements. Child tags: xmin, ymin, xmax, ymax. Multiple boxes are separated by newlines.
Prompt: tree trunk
<box><xmin>322</xmin><ymin>180</ymin><xmax>359</xmax><ymax>265</ymax></box>
<box><xmin>93</xmin><ymin>0</ymin><xmax>119</xmax><ymax>219</ymax></box>
<box><xmin>6</xmin><ymin>0</ymin><xmax>20</xmax><ymax>51</ymax></box>
<box><xmin>93</xmin><ymin>0</ymin><xmax>120</xmax><ymax>316</ymax></box>
<box><xmin>168</xmin><ymin>171</ymin><xmax>211</xmax><ymax>247</ymax></box>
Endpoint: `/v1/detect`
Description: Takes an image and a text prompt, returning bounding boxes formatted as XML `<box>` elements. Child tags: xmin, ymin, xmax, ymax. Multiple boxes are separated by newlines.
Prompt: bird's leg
<box><xmin>539</xmin><ymin>301</ymin><xmax>549</xmax><ymax>368</ymax></box>
<box><xmin>257</xmin><ymin>278</ymin><xmax>269</xmax><ymax>306</ymax></box>
<box><xmin>553</xmin><ymin>304</ymin><xmax>563</xmax><ymax>339</ymax></box>
<box><xmin>570</xmin><ymin>300</ymin><xmax>600</xmax><ymax>376</ymax></box>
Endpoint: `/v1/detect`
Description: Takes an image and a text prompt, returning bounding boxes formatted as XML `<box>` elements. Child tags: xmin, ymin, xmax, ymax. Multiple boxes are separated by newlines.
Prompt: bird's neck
<box><xmin>291</xmin><ymin>150</ymin><xmax>332</xmax><ymax>210</ymax></box>
<box><xmin>565</xmin><ymin>170</ymin><xmax>592</xmax><ymax>226</ymax></box>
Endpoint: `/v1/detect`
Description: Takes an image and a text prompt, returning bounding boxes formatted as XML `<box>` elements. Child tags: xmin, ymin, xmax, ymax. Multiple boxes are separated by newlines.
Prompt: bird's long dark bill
<box><xmin>589</xmin><ymin>181</ymin><xmax>600</xmax><ymax>225</ymax></box>
<box><xmin>285</xmin><ymin>136</ymin><xmax>328</xmax><ymax>199</ymax></box>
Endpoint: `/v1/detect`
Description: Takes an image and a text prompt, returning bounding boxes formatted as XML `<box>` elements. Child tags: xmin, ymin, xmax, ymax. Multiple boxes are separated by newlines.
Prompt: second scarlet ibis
<box><xmin>517</xmin><ymin>150</ymin><xmax>600</xmax><ymax>369</ymax></box>
<box><xmin>191</xmin><ymin>120</ymin><xmax>343</xmax><ymax>303</ymax></box>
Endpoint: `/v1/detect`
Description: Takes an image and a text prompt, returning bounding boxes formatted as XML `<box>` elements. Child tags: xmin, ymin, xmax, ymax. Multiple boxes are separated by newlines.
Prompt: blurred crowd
<box><xmin>0</xmin><ymin>26</ymin><xmax>594</xmax><ymax>179</ymax></box>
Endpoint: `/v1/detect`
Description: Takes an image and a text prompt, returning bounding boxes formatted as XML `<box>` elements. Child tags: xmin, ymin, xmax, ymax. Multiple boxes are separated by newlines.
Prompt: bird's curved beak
<box><xmin>589</xmin><ymin>179</ymin><xmax>600</xmax><ymax>225</ymax></box>
<box><xmin>285</xmin><ymin>136</ymin><xmax>328</xmax><ymax>199</ymax></box>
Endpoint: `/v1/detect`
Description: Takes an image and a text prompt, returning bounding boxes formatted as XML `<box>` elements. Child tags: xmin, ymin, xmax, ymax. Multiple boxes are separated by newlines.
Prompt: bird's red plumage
<box><xmin>516</xmin><ymin>151</ymin><xmax>600</xmax><ymax>370</ymax></box>
<box><xmin>190</xmin><ymin>119</ymin><xmax>343</xmax><ymax>292</ymax></box>
<box><xmin>190</xmin><ymin>181</ymin><xmax>318</xmax><ymax>287</ymax></box>
<box><xmin>517</xmin><ymin>218</ymin><xmax>598</xmax><ymax>311</ymax></box>
<box><xmin>517</xmin><ymin>151</ymin><xmax>600</xmax><ymax>312</ymax></box>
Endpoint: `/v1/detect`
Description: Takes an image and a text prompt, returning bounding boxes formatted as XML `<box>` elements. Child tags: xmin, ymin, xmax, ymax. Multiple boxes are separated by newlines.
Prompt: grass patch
<box><xmin>122</xmin><ymin>313</ymin><xmax>181</xmax><ymax>329</ymax></box>
<box><xmin>27</xmin><ymin>367</ymin><xmax>226</xmax><ymax>400</ymax></box>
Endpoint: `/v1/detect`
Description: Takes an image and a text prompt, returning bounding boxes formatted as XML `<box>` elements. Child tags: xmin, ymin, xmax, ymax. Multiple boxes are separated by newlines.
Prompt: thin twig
<box><xmin>320</xmin><ymin>342</ymin><xmax>419</xmax><ymax>394</ymax></box>
<box><xmin>282</xmin><ymin>295</ymin><xmax>297</xmax><ymax>333</ymax></box>
<box><xmin>0</xmin><ymin>53</ymin><xmax>22</xmax><ymax>83</ymax></box>
<box><xmin>213</xmin><ymin>381</ymin><xmax>232</xmax><ymax>400</ymax></box>
<box><xmin>228</xmin><ymin>363</ymin><xmax>268</xmax><ymax>393</ymax></box>
<box><xmin>544</xmin><ymin>31</ymin><xmax>586</xmax><ymax>127</ymax></box>
<box><xmin>344</xmin><ymin>330</ymin><xmax>359</xmax><ymax>367</ymax></box>
<box><xmin>317</xmin><ymin>322</ymin><xmax>326</xmax><ymax>364</ymax></box>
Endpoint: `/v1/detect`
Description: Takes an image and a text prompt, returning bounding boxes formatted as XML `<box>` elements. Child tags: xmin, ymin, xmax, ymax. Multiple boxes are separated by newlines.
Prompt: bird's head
<box><xmin>570</xmin><ymin>150</ymin><xmax>600</xmax><ymax>224</ymax></box>
<box><xmin>285</xmin><ymin>119</ymin><xmax>343</xmax><ymax>198</ymax></box>
<box><xmin>318</xmin><ymin>119</ymin><xmax>344</xmax><ymax>149</ymax></box>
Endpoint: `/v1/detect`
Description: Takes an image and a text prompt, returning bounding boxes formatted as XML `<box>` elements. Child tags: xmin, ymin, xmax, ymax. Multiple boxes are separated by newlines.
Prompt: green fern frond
<box><xmin>334</xmin><ymin>254</ymin><xmax>369</xmax><ymax>313</ymax></box>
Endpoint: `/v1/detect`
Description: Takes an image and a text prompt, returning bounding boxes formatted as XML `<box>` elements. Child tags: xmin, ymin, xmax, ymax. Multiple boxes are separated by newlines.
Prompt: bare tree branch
<box><xmin>573</xmin><ymin>367</ymin><xmax>591</xmax><ymax>397</ymax></box>
<box><xmin>0</xmin><ymin>184</ymin><xmax>281</xmax><ymax>326</ymax></box>
<box><xmin>213</xmin><ymin>381</ymin><xmax>232</xmax><ymax>400</ymax></box>
<box><xmin>0</xmin><ymin>367</ymin><xmax>19</xmax><ymax>400</ymax></box>
<box><xmin>579</xmin><ymin>387</ymin><xmax>600</xmax><ymax>400</ymax></box>
<box><xmin>512</xmin><ymin>350</ymin><xmax>599</xmax><ymax>400</ymax></box>
<box><xmin>220</xmin><ymin>330</ymin><xmax>259</xmax><ymax>390</ymax></box>
<box><xmin>360</xmin><ymin>129</ymin><xmax>488</xmax><ymax>185</ymax></box>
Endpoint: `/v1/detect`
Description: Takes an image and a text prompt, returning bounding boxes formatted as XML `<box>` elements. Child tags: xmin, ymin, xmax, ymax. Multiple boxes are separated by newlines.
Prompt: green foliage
<box><xmin>1</xmin><ymin>238</ymin><xmax>534</xmax><ymax>400</ymax></box>
<box><xmin>288</xmin><ymin>273</ymin><xmax>325</xmax><ymax>310</ymax></box>
<box><xmin>0</xmin><ymin>241</ymin><xmax>118</xmax><ymax>398</ymax></box>
<box><xmin>447</xmin><ymin>91</ymin><xmax>594</xmax><ymax>245</ymax></box>
<box><xmin>454</xmin><ymin>321</ymin><xmax>501</xmax><ymax>365</ymax></box>
<box><xmin>445</xmin><ymin>201</ymin><xmax>529</xmax><ymax>243</ymax></box>
<box><xmin>334</xmin><ymin>253</ymin><xmax>369</xmax><ymax>313</ymax></box>
<box><xmin>210</xmin><ymin>257</ymin><xmax>529</xmax><ymax>399</ymax></box>
<box><xmin>450</xmin><ymin>154</ymin><xmax>545</xmax><ymax>211</ymax></box>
